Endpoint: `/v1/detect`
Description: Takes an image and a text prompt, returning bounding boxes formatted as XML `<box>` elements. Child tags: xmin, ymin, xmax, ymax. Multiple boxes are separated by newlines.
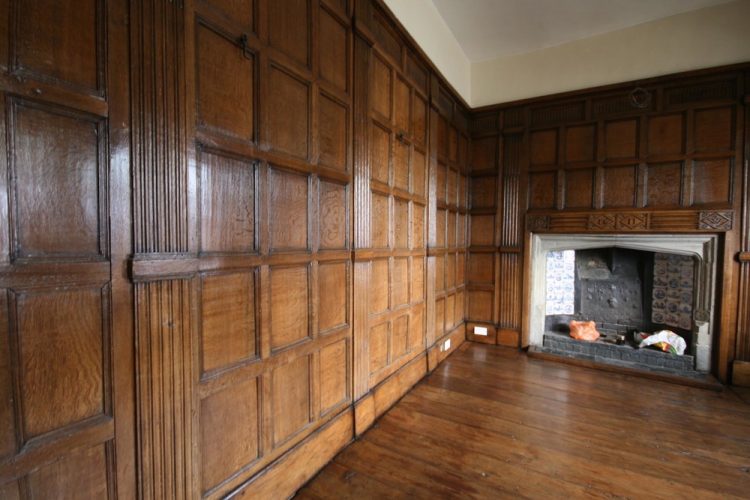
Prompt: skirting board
<box><xmin>227</xmin><ymin>407</ymin><xmax>354</xmax><ymax>499</ymax></box>
<box><xmin>734</xmin><ymin>360</ymin><xmax>750</xmax><ymax>387</ymax></box>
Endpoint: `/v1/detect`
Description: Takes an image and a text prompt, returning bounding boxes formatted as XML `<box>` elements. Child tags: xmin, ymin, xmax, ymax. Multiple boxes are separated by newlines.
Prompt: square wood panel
<box><xmin>409</xmin><ymin>305</ymin><xmax>424</xmax><ymax>352</ymax></box>
<box><xmin>270</xmin><ymin>265</ymin><xmax>310</xmax><ymax>350</ymax></box>
<box><xmin>564</xmin><ymin>168</ymin><xmax>594</xmax><ymax>209</ymax></box>
<box><xmin>412</xmin><ymin>204</ymin><xmax>425</xmax><ymax>249</ymax></box>
<box><xmin>393</xmin><ymin>140</ymin><xmax>410</xmax><ymax>192</ymax></box>
<box><xmin>693</xmin><ymin>159</ymin><xmax>732</xmax><ymax>206</ymax></box>
<box><xmin>200</xmin><ymin>272</ymin><xmax>256</xmax><ymax>374</ymax></box>
<box><xmin>10</xmin><ymin>100</ymin><xmax>104</xmax><ymax>259</ymax></box>
<box><xmin>319</xmin><ymin>181</ymin><xmax>348</xmax><ymax>250</ymax></box>
<box><xmin>470</xmin><ymin>215</ymin><xmax>494</xmax><ymax>247</ymax></box>
<box><xmin>446</xmin><ymin>293</ymin><xmax>455</xmax><ymax>330</ymax></box>
<box><xmin>271</xmin><ymin>356</ymin><xmax>311</xmax><ymax>445</ymax></box>
<box><xmin>446</xmin><ymin>253</ymin><xmax>456</xmax><ymax>289</ymax></box>
<box><xmin>200</xmin><ymin>377</ymin><xmax>259</xmax><ymax>491</ymax></box>
<box><xmin>267</xmin><ymin>65</ymin><xmax>310</xmax><ymax>159</ymax></box>
<box><xmin>436</xmin><ymin>209</ymin><xmax>446</xmax><ymax>248</ymax></box>
<box><xmin>392</xmin><ymin>258</ymin><xmax>409</xmax><ymax>307</ymax></box>
<box><xmin>269</xmin><ymin>168</ymin><xmax>309</xmax><ymax>251</ymax></box>
<box><xmin>646</xmin><ymin>163</ymin><xmax>682</xmax><ymax>208</ymax></box>
<box><xmin>318</xmin><ymin>262</ymin><xmax>348</xmax><ymax>333</ymax></box>
<box><xmin>603</xmin><ymin>165</ymin><xmax>637</xmax><ymax>208</ymax></box>
<box><xmin>15</xmin><ymin>0</ymin><xmax>101</xmax><ymax>91</ymax></box>
<box><xmin>435</xmin><ymin>298</ymin><xmax>445</xmax><ymax>336</ymax></box>
<box><xmin>468</xmin><ymin>290</ymin><xmax>493</xmax><ymax>320</ymax></box>
<box><xmin>471</xmin><ymin>177</ymin><xmax>495</xmax><ymax>208</ymax></box>
<box><xmin>530</xmin><ymin>130</ymin><xmax>557</xmax><ymax>166</ymax></box>
<box><xmin>369</xmin><ymin>322</ymin><xmax>388</xmax><ymax>374</ymax></box>
<box><xmin>528</xmin><ymin>171</ymin><xmax>556</xmax><ymax>209</ymax></box>
<box><xmin>318</xmin><ymin>93</ymin><xmax>348</xmax><ymax>171</ymax></box>
<box><xmin>394</xmin><ymin>77</ymin><xmax>410</xmax><ymax>134</ymax></box>
<box><xmin>196</xmin><ymin>23</ymin><xmax>254</xmax><ymax>142</ymax></box>
<box><xmin>371</xmin><ymin>193</ymin><xmax>389</xmax><ymax>248</ymax></box>
<box><xmin>694</xmin><ymin>107</ymin><xmax>733</xmax><ymax>153</ymax></box>
<box><xmin>370</xmin><ymin>122</ymin><xmax>391</xmax><ymax>184</ymax></box>
<box><xmin>391</xmin><ymin>315</ymin><xmax>408</xmax><ymax>360</ymax></box>
<box><xmin>268</xmin><ymin>0</ymin><xmax>310</xmax><ymax>66</ymax></box>
<box><xmin>393</xmin><ymin>199</ymin><xmax>409</xmax><ymax>249</ymax></box>
<box><xmin>413</xmin><ymin>95</ymin><xmax>427</xmax><ymax>146</ymax></box>
<box><xmin>200</xmin><ymin>151</ymin><xmax>255</xmax><ymax>253</ymax></box>
<box><xmin>471</xmin><ymin>137</ymin><xmax>497</xmax><ymax>171</ymax></box>
<box><xmin>411</xmin><ymin>257</ymin><xmax>424</xmax><ymax>302</ymax></box>
<box><xmin>320</xmin><ymin>339</ymin><xmax>349</xmax><ymax>414</ymax></box>
<box><xmin>435</xmin><ymin>255</ymin><xmax>445</xmax><ymax>292</ymax></box>
<box><xmin>14</xmin><ymin>287</ymin><xmax>106</xmax><ymax>440</ymax></box>
<box><xmin>565</xmin><ymin>125</ymin><xmax>595</xmax><ymax>163</ymax></box>
<box><xmin>605</xmin><ymin>119</ymin><xmax>638</xmax><ymax>159</ymax></box>
<box><xmin>27</xmin><ymin>444</ymin><xmax>108</xmax><ymax>499</ymax></box>
<box><xmin>412</xmin><ymin>149</ymin><xmax>426</xmax><ymax>197</ymax></box>
<box><xmin>204</xmin><ymin>0</ymin><xmax>254</xmax><ymax>29</ymax></box>
<box><xmin>371</xmin><ymin>55</ymin><xmax>391</xmax><ymax>119</ymax></box>
<box><xmin>648</xmin><ymin>114</ymin><xmax>684</xmax><ymax>156</ymax></box>
<box><xmin>370</xmin><ymin>259</ymin><xmax>389</xmax><ymax>313</ymax></box>
<box><xmin>318</xmin><ymin>6</ymin><xmax>347</xmax><ymax>91</ymax></box>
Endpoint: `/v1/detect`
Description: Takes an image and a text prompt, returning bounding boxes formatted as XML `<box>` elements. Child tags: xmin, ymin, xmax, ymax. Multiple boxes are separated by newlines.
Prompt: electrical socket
<box><xmin>474</xmin><ymin>326</ymin><xmax>488</xmax><ymax>336</ymax></box>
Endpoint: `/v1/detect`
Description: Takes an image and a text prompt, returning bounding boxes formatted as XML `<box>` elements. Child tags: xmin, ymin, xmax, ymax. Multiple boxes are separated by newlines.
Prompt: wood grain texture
<box><xmin>297</xmin><ymin>343</ymin><xmax>750</xmax><ymax>499</ymax></box>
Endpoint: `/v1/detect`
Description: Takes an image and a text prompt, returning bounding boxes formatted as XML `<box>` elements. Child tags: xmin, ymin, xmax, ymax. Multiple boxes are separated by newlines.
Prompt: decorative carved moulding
<box><xmin>526</xmin><ymin>210</ymin><xmax>735</xmax><ymax>233</ymax></box>
<box><xmin>698</xmin><ymin>210</ymin><xmax>734</xmax><ymax>231</ymax></box>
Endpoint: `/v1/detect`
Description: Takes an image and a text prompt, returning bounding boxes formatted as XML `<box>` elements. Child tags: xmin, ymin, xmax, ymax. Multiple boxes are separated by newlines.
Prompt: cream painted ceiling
<box><xmin>431</xmin><ymin>0</ymin><xmax>733</xmax><ymax>61</ymax></box>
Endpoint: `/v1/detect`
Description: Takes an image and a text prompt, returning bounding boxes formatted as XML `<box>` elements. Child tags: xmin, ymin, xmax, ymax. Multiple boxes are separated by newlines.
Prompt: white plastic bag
<box><xmin>638</xmin><ymin>330</ymin><xmax>686</xmax><ymax>355</ymax></box>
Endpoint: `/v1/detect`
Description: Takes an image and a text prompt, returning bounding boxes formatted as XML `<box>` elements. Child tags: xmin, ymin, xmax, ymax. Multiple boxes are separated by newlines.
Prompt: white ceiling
<box><xmin>431</xmin><ymin>0</ymin><xmax>733</xmax><ymax>61</ymax></box>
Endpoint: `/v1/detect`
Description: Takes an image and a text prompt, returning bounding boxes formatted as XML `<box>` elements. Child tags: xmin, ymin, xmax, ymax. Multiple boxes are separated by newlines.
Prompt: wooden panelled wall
<box><xmin>469</xmin><ymin>66</ymin><xmax>750</xmax><ymax>383</ymax></box>
<box><xmin>0</xmin><ymin>0</ymin><xmax>747</xmax><ymax>497</ymax></box>
<box><xmin>0</xmin><ymin>0</ymin><xmax>469</xmax><ymax>498</ymax></box>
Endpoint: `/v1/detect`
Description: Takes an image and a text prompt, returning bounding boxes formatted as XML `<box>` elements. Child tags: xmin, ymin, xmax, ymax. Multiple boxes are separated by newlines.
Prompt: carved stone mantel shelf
<box><xmin>526</xmin><ymin>209</ymin><xmax>735</xmax><ymax>233</ymax></box>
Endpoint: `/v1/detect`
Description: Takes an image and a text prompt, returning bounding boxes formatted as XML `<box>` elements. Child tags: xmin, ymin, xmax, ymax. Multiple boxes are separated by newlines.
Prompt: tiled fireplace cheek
<box><xmin>527</xmin><ymin>234</ymin><xmax>718</xmax><ymax>372</ymax></box>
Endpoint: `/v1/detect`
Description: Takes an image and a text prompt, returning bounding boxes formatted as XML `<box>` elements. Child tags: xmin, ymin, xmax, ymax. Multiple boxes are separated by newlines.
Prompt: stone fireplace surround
<box><xmin>527</xmin><ymin>234</ymin><xmax>718</xmax><ymax>372</ymax></box>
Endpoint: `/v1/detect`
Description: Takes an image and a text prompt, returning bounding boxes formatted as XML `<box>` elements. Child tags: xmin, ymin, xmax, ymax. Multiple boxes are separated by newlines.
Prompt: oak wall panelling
<box><xmin>0</xmin><ymin>0</ymin><xmax>133</xmax><ymax>497</ymax></box>
<box><xmin>470</xmin><ymin>64</ymin><xmax>750</xmax><ymax>383</ymax></box>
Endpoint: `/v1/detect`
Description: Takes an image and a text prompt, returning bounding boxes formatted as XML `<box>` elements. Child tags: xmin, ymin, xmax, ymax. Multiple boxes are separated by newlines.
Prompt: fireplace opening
<box><xmin>528</xmin><ymin>234</ymin><xmax>718</xmax><ymax>375</ymax></box>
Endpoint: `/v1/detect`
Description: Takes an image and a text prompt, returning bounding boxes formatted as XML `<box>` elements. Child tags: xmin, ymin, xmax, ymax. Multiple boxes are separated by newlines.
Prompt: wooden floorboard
<box><xmin>296</xmin><ymin>343</ymin><xmax>750</xmax><ymax>499</ymax></box>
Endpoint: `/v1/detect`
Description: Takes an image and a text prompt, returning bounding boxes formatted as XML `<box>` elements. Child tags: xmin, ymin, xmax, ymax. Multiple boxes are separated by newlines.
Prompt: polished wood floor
<box><xmin>296</xmin><ymin>342</ymin><xmax>750</xmax><ymax>499</ymax></box>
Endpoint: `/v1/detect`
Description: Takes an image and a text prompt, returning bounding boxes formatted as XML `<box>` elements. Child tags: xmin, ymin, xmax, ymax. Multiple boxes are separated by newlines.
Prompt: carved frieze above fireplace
<box><xmin>526</xmin><ymin>210</ymin><xmax>734</xmax><ymax>233</ymax></box>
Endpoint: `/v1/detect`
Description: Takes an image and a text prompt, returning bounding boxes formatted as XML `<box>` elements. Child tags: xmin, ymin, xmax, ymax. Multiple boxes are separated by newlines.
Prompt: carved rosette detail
<box><xmin>526</xmin><ymin>215</ymin><xmax>550</xmax><ymax>232</ymax></box>
<box><xmin>698</xmin><ymin>211</ymin><xmax>734</xmax><ymax>231</ymax></box>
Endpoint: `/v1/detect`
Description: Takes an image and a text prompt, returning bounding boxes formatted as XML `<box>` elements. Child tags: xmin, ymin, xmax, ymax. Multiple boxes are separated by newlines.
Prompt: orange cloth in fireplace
<box><xmin>569</xmin><ymin>320</ymin><xmax>600</xmax><ymax>342</ymax></box>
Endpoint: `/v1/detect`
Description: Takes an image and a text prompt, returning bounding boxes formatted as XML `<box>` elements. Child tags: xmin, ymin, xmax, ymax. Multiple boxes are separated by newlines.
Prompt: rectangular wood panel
<box><xmin>196</xmin><ymin>22</ymin><xmax>255</xmax><ymax>142</ymax></box>
<box><xmin>200</xmin><ymin>377</ymin><xmax>259</xmax><ymax>492</ymax></box>
<box><xmin>320</xmin><ymin>339</ymin><xmax>349</xmax><ymax>414</ymax></box>
<box><xmin>319</xmin><ymin>181</ymin><xmax>348</xmax><ymax>249</ymax></box>
<box><xmin>319</xmin><ymin>6</ymin><xmax>348</xmax><ymax>91</ymax></box>
<box><xmin>14</xmin><ymin>0</ymin><xmax>102</xmax><ymax>92</ymax></box>
<box><xmin>267</xmin><ymin>65</ymin><xmax>310</xmax><ymax>159</ymax></box>
<box><xmin>200</xmin><ymin>272</ymin><xmax>256</xmax><ymax>374</ymax></box>
<box><xmin>14</xmin><ymin>287</ymin><xmax>107</xmax><ymax>440</ymax></box>
<box><xmin>268</xmin><ymin>0</ymin><xmax>310</xmax><ymax>66</ymax></box>
<box><xmin>10</xmin><ymin>100</ymin><xmax>104</xmax><ymax>260</ymax></box>
<box><xmin>199</xmin><ymin>151</ymin><xmax>255</xmax><ymax>253</ymax></box>
<box><xmin>318</xmin><ymin>262</ymin><xmax>348</xmax><ymax>333</ymax></box>
<box><xmin>270</xmin><ymin>265</ymin><xmax>310</xmax><ymax>350</ymax></box>
<box><xmin>269</xmin><ymin>168</ymin><xmax>309</xmax><ymax>251</ymax></box>
<box><xmin>271</xmin><ymin>355</ymin><xmax>312</xmax><ymax>446</ymax></box>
